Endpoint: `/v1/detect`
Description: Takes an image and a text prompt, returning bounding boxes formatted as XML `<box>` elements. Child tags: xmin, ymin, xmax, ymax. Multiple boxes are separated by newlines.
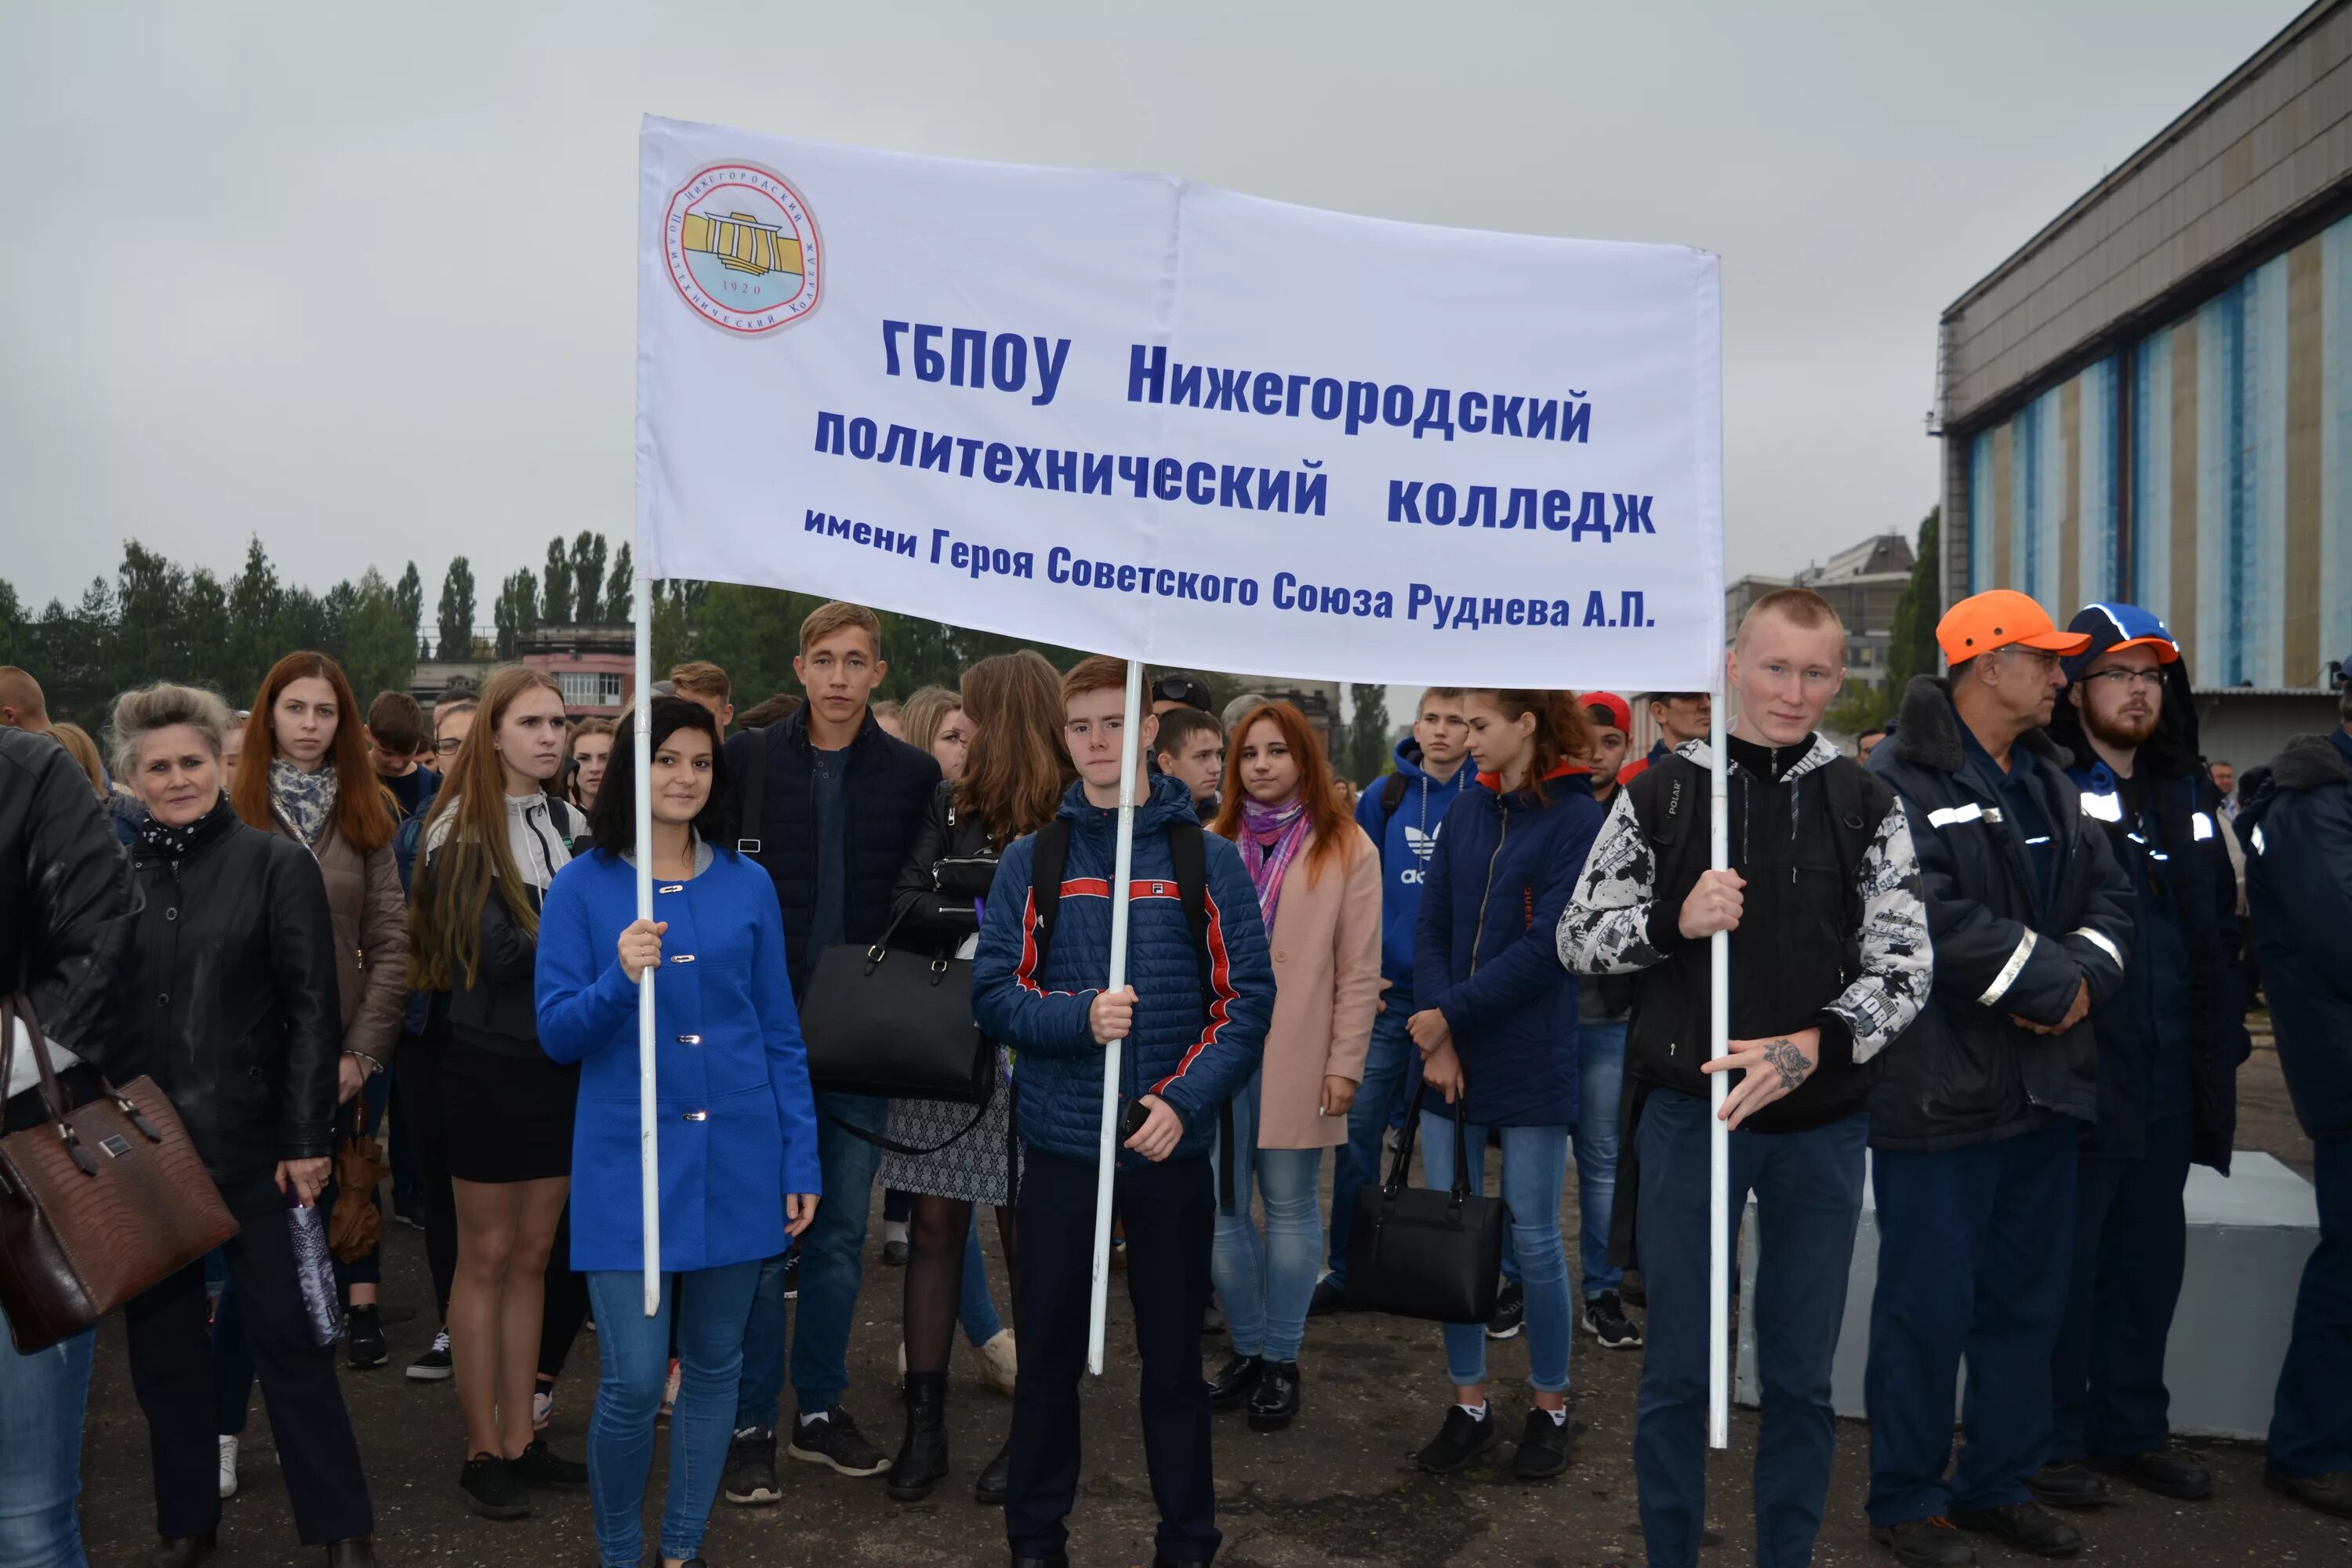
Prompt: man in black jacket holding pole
<box><xmin>1862</xmin><ymin>591</ymin><xmax>2136</xmax><ymax>1566</ymax></box>
<box><xmin>1560</xmin><ymin>587</ymin><xmax>1932</xmax><ymax>1568</ymax></box>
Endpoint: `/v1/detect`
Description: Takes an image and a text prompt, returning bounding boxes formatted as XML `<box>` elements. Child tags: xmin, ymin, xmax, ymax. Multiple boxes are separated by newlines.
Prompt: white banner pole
<box><xmin>1707</xmin><ymin>684</ymin><xmax>1730</xmax><ymax>1446</ymax></box>
<box><xmin>1086</xmin><ymin>658</ymin><xmax>1146</xmax><ymax>1377</ymax></box>
<box><xmin>634</xmin><ymin>574</ymin><xmax>661</xmax><ymax>1317</ymax></box>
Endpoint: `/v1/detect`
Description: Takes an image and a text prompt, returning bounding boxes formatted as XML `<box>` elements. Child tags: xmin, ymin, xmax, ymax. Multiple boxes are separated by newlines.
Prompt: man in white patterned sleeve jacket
<box><xmin>1559</xmin><ymin>587</ymin><xmax>1931</xmax><ymax>1568</ymax></box>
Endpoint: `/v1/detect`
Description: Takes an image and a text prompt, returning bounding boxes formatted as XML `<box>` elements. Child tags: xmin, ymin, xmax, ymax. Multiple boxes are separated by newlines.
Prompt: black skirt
<box><xmin>441</xmin><ymin>1033</ymin><xmax>579</xmax><ymax>1184</ymax></box>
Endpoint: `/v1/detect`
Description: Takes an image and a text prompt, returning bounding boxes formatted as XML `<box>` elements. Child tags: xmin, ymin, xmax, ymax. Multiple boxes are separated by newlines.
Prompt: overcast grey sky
<box><xmin>0</xmin><ymin>1</ymin><xmax>2305</xmax><ymax>613</ymax></box>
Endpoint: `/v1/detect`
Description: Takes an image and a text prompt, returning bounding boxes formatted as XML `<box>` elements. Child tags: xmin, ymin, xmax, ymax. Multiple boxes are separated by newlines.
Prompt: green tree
<box><xmin>494</xmin><ymin>570</ymin><xmax>539</xmax><ymax>659</ymax></box>
<box><xmin>227</xmin><ymin>537</ymin><xmax>283</xmax><ymax>699</ymax></box>
<box><xmin>1886</xmin><ymin>506</ymin><xmax>1941</xmax><ymax>693</ymax></box>
<box><xmin>541</xmin><ymin>537</ymin><xmax>573</xmax><ymax>626</ymax></box>
<box><xmin>568</xmin><ymin>532</ymin><xmax>609</xmax><ymax>622</ymax></box>
<box><xmin>0</xmin><ymin>579</ymin><xmax>20</xmax><ymax>666</ymax></box>
<box><xmin>394</xmin><ymin>562</ymin><xmax>424</xmax><ymax>652</ymax></box>
<box><xmin>113</xmin><ymin>542</ymin><xmax>192</xmax><ymax>703</ymax></box>
<box><xmin>649</xmin><ymin>577</ymin><xmax>701</xmax><ymax>673</ymax></box>
<box><xmin>1345</xmin><ymin>683</ymin><xmax>1390</xmax><ymax>782</ymax></box>
<box><xmin>437</xmin><ymin>557</ymin><xmax>476</xmax><ymax>659</ymax></box>
<box><xmin>342</xmin><ymin>568</ymin><xmax>416</xmax><ymax>704</ymax></box>
<box><xmin>606</xmin><ymin>543</ymin><xmax>634</xmax><ymax>622</ymax></box>
<box><xmin>183</xmin><ymin>568</ymin><xmax>234</xmax><ymax>696</ymax></box>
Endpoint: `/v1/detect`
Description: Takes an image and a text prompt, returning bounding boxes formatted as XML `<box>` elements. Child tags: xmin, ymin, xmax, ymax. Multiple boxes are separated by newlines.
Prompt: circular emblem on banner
<box><xmin>663</xmin><ymin>162</ymin><xmax>822</xmax><ymax>336</ymax></box>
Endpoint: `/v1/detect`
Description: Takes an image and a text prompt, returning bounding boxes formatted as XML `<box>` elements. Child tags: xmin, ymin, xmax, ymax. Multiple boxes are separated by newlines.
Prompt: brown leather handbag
<box><xmin>328</xmin><ymin>1098</ymin><xmax>387</xmax><ymax>1263</ymax></box>
<box><xmin>0</xmin><ymin>993</ymin><xmax>239</xmax><ymax>1352</ymax></box>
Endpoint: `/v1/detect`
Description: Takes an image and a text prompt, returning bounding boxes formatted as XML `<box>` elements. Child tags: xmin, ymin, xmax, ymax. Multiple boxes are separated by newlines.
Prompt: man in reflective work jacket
<box><xmin>1860</xmin><ymin>591</ymin><xmax>2135</xmax><ymax>1568</ymax></box>
<box><xmin>2031</xmin><ymin>604</ymin><xmax>2247</xmax><ymax>1514</ymax></box>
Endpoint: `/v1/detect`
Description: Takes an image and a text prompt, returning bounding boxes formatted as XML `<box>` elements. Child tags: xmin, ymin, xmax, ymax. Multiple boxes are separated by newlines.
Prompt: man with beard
<box><xmin>2031</xmin><ymin>604</ymin><xmax>2248</xmax><ymax>1515</ymax></box>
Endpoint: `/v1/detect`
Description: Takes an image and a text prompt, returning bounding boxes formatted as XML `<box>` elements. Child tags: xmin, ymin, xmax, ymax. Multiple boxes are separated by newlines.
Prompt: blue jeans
<box><xmin>2049</xmin><ymin>1113</ymin><xmax>2191</xmax><ymax>1464</ymax></box>
<box><xmin>2270</xmin><ymin>1134</ymin><xmax>2352</xmax><ymax>1477</ymax></box>
<box><xmin>1210</xmin><ymin>1073</ymin><xmax>1324</xmax><ymax>1363</ymax></box>
<box><xmin>1325</xmin><ymin>1004</ymin><xmax>1414</xmax><ymax>1291</ymax></box>
<box><xmin>960</xmin><ymin>1217</ymin><xmax>1004</xmax><ymax>1347</ymax></box>
<box><xmin>1419</xmin><ymin>1112</ymin><xmax>1573</xmax><ymax>1393</ymax></box>
<box><xmin>1575</xmin><ymin>1019</ymin><xmax>1628</xmax><ymax>1299</ymax></box>
<box><xmin>1634</xmin><ymin>1090</ymin><xmax>1867</xmax><ymax>1568</ymax></box>
<box><xmin>0</xmin><ymin>1328</ymin><xmax>92</xmax><ymax>1568</ymax></box>
<box><xmin>1866</xmin><ymin>1117</ymin><xmax>2078</xmax><ymax>1525</ymax></box>
<box><xmin>586</xmin><ymin>1261</ymin><xmax>763</xmax><ymax>1568</ymax></box>
<box><xmin>736</xmin><ymin>1091</ymin><xmax>885</xmax><ymax>1427</ymax></box>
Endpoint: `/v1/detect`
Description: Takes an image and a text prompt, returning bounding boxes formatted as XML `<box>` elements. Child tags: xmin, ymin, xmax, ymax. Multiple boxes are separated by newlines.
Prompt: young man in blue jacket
<box><xmin>1316</xmin><ymin>688</ymin><xmax>1474</xmax><ymax>1314</ymax></box>
<box><xmin>2034</xmin><ymin>604</ymin><xmax>2248</xmax><ymax>1513</ymax></box>
<box><xmin>2236</xmin><ymin>676</ymin><xmax>2352</xmax><ymax>1519</ymax></box>
<box><xmin>973</xmin><ymin>655</ymin><xmax>1272</xmax><ymax>1568</ymax></box>
<box><xmin>1862</xmin><ymin>591</ymin><xmax>2136</xmax><ymax>1567</ymax></box>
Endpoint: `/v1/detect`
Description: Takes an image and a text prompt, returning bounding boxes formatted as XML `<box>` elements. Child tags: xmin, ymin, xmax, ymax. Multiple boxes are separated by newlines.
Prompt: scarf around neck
<box><xmin>1239</xmin><ymin>795</ymin><xmax>1309</xmax><ymax>934</ymax></box>
<box><xmin>137</xmin><ymin>793</ymin><xmax>238</xmax><ymax>860</ymax></box>
<box><xmin>270</xmin><ymin>757</ymin><xmax>338</xmax><ymax>846</ymax></box>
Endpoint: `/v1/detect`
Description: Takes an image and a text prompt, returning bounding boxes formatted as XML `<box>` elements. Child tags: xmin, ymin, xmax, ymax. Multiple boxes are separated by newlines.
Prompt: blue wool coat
<box><xmin>535</xmin><ymin>844</ymin><xmax>822</xmax><ymax>1274</ymax></box>
<box><xmin>972</xmin><ymin>774</ymin><xmax>1272</xmax><ymax>1166</ymax></box>
<box><xmin>1413</xmin><ymin>767</ymin><xmax>1602</xmax><ymax>1127</ymax></box>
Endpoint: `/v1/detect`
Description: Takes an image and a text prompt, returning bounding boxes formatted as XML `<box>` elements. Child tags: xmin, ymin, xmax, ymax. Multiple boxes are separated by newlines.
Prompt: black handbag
<box><xmin>797</xmin><ymin>906</ymin><xmax>994</xmax><ymax>1107</ymax></box>
<box><xmin>1345</xmin><ymin>1075</ymin><xmax>1505</xmax><ymax>1325</ymax></box>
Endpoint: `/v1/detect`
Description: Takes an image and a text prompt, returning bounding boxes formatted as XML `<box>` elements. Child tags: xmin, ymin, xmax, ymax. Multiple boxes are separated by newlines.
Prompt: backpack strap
<box><xmin>1817</xmin><ymin>757</ymin><xmax>1878</xmax><ymax>937</ymax></box>
<box><xmin>735</xmin><ymin>724</ymin><xmax>769</xmax><ymax>857</ymax></box>
<box><xmin>1167</xmin><ymin>820</ymin><xmax>1211</xmax><ymax>979</ymax></box>
<box><xmin>1028</xmin><ymin>818</ymin><xmax>1073</xmax><ymax>972</ymax></box>
<box><xmin>1378</xmin><ymin>770</ymin><xmax>1410</xmax><ymax>828</ymax></box>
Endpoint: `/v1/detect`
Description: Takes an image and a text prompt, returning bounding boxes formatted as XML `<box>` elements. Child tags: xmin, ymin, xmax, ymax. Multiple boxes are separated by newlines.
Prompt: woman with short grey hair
<box><xmin>111</xmin><ymin>682</ymin><xmax>379</xmax><ymax>1567</ymax></box>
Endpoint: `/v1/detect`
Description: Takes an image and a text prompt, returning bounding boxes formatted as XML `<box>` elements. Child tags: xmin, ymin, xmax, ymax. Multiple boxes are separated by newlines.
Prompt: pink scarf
<box><xmin>1239</xmin><ymin>796</ymin><xmax>1308</xmax><ymax>935</ymax></box>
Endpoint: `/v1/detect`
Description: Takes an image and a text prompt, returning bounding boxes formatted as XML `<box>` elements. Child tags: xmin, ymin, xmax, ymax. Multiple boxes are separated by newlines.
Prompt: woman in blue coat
<box><xmin>1405</xmin><ymin>688</ymin><xmax>1602</xmax><ymax>1484</ymax></box>
<box><xmin>536</xmin><ymin>697</ymin><xmax>822</xmax><ymax>1568</ymax></box>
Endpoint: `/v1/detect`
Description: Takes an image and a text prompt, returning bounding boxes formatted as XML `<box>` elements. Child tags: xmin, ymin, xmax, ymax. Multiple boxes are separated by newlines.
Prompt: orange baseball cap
<box><xmin>1935</xmin><ymin>590</ymin><xmax>2090</xmax><ymax>663</ymax></box>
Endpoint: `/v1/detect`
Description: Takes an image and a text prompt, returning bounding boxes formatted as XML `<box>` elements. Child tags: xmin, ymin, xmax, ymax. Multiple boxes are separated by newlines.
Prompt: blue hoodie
<box><xmin>1353</xmin><ymin>737</ymin><xmax>1481</xmax><ymax>1008</ymax></box>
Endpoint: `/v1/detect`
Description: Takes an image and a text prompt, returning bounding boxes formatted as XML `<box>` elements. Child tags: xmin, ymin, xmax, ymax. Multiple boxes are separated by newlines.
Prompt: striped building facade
<box><xmin>1940</xmin><ymin>2</ymin><xmax>2352</xmax><ymax>764</ymax></box>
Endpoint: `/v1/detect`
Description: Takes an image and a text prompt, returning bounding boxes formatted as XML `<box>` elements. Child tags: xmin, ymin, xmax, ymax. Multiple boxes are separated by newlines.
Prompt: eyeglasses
<box><xmin>1997</xmin><ymin>646</ymin><xmax>2063</xmax><ymax>673</ymax></box>
<box><xmin>433</xmin><ymin>737</ymin><xmax>463</xmax><ymax>756</ymax></box>
<box><xmin>2082</xmin><ymin>668</ymin><xmax>2165</xmax><ymax>693</ymax></box>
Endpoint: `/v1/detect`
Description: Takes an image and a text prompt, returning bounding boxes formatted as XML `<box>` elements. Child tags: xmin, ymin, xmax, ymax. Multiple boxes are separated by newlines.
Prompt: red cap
<box><xmin>1935</xmin><ymin>590</ymin><xmax>2091</xmax><ymax>663</ymax></box>
<box><xmin>1582</xmin><ymin>691</ymin><xmax>1632</xmax><ymax>733</ymax></box>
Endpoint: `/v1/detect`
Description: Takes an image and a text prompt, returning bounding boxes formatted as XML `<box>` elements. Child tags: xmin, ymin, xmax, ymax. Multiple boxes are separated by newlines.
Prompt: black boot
<box><xmin>888</xmin><ymin>1370</ymin><xmax>950</xmax><ymax>1502</ymax></box>
<box><xmin>1207</xmin><ymin>1352</ymin><xmax>1263</xmax><ymax>1410</ymax></box>
<box><xmin>151</xmin><ymin>1533</ymin><xmax>216</xmax><ymax>1568</ymax></box>
<box><xmin>975</xmin><ymin>1438</ymin><xmax>1012</xmax><ymax>1505</ymax></box>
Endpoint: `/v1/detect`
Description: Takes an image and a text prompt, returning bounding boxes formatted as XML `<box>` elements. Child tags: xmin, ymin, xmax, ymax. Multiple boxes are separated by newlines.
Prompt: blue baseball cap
<box><xmin>2063</xmin><ymin>602</ymin><xmax>2180</xmax><ymax>681</ymax></box>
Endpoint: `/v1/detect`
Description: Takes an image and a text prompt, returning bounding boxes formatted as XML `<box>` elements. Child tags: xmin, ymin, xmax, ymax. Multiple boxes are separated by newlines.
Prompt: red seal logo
<box><xmin>663</xmin><ymin>163</ymin><xmax>822</xmax><ymax>336</ymax></box>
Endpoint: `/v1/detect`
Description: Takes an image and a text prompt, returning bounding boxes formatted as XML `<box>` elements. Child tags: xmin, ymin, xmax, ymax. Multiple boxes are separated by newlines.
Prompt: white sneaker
<box><xmin>532</xmin><ymin>1385</ymin><xmax>555</xmax><ymax>1432</ymax></box>
<box><xmin>973</xmin><ymin>1328</ymin><xmax>1018</xmax><ymax>1397</ymax></box>
<box><xmin>217</xmin><ymin>1435</ymin><xmax>238</xmax><ymax>1501</ymax></box>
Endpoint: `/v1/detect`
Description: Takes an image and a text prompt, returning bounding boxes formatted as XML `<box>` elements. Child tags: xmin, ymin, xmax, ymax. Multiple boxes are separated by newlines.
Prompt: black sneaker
<box><xmin>504</xmin><ymin>1436</ymin><xmax>587</xmax><ymax>1489</ymax></box>
<box><xmin>786</xmin><ymin>1406</ymin><xmax>889</xmax><ymax>1477</ymax></box>
<box><xmin>1247</xmin><ymin>1361</ymin><xmax>1300</xmax><ymax>1431</ymax></box>
<box><xmin>1581</xmin><ymin>1291</ymin><xmax>1641</xmax><ymax>1349</ymax></box>
<box><xmin>1415</xmin><ymin>1404</ymin><xmax>1501</xmax><ymax>1474</ymax></box>
<box><xmin>722</xmin><ymin>1426</ymin><xmax>781</xmax><ymax>1504</ymax></box>
<box><xmin>1511</xmin><ymin>1406</ymin><xmax>1573</xmax><ymax>1479</ymax></box>
<box><xmin>1207</xmin><ymin>1352</ymin><xmax>1264</xmax><ymax>1411</ymax></box>
<box><xmin>782</xmin><ymin>1250</ymin><xmax>800</xmax><ymax>1300</ymax></box>
<box><xmin>1307</xmin><ymin>1276</ymin><xmax>1352</xmax><ymax>1317</ymax></box>
<box><xmin>393</xmin><ymin>1196</ymin><xmax>426</xmax><ymax>1230</ymax></box>
<box><xmin>2267</xmin><ymin>1468</ymin><xmax>2352</xmax><ymax>1518</ymax></box>
<box><xmin>1871</xmin><ymin>1515</ymin><xmax>1976</xmax><ymax>1566</ymax></box>
<box><xmin>2028</xmin><ymin>1461</ymin><xmax>2109</xmax><ymax>1510</ymax></box>
<box><xmin>344</xmin><ymin>1305</ymin><xmax>388</xmax><ymax>1370</ymax></box>
<box><xmin>1949</xmin><ymin>1501</ymin><xmax>2081</xmax><ymax>1558</ymax></box>
<box><xmin>1486</xmin><ymin>1279</ymin><xmax>1525</xmax><ymax>1341</ymax></box>
<box><xmin>458</xmin><ymin>1453</ymin><xmax>530</xmax><ymax>1519</ymax></box>
<box><xmin>406</xmin><ymin>1329</ymin><xmax>453</xmax><ymax>1381</ymax></box>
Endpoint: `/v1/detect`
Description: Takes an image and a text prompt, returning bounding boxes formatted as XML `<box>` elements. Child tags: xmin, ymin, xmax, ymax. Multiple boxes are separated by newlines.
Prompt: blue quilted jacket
<box><xmin>973</xmin><ymin>774</ymin><xmax>1272</xmax><ymax>1166</ymax></box>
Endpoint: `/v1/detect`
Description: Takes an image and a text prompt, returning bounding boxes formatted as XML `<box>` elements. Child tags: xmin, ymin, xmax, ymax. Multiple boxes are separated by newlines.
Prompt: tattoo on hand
<box><xmin>1762</xmin><ymin>1037</ymin><xmax>1810</xmax><ymax>1094</ymax></box>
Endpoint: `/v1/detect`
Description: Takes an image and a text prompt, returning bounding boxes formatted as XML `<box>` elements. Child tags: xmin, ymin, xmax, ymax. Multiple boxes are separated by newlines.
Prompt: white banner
<box><xmin>636</xmin><ymin>115</ymin><xmax>1723</xmax><ymax>689</ymax></box>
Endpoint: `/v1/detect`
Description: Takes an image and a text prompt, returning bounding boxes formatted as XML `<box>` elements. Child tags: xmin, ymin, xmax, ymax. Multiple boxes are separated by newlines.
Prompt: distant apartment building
<box><xmin>1723</xmin><ymin>532</ymin><xmax>1915</xmax><ymax>686</ymax></box>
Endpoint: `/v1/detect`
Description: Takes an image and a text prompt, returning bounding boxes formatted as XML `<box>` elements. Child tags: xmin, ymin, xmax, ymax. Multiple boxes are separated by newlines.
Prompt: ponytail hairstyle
<box><xmin>1463</xmin><ymin>689</ymin><xmax>1593</xmax><ymax>806</ymax></box>
<box><xmin>408</xmin><ymin>664</ymin><xmax>565</xmax><ymax>991</ymax></box>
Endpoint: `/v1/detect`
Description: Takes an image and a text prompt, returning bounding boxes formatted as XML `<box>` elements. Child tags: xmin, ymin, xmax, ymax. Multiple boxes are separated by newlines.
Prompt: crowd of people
<box><xmin>0</xmin><ymin>575</ymin><xmax>2347</xmax><ymax>1568</ymax></box>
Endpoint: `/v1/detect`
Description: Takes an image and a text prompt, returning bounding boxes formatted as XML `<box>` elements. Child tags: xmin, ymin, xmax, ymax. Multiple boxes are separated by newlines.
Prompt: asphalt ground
<box><xmin>73</xmin><ymin>1046</ymin><xmax>2345</xmax><ymax>1567</ymax></box>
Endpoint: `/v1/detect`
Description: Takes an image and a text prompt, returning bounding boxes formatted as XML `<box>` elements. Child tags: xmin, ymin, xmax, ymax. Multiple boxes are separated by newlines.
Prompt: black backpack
<box><xmin>1025</xmin><ymin>815</ymin><xmax>1243</xmax><ymax>1207</ymax></box>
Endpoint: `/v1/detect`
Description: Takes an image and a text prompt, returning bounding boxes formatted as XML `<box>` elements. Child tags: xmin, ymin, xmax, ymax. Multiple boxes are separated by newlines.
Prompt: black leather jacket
<box><xmin>0</xmin><ymin>730</ymin><xmax>140</xmax><ymax>1122</ymax></box>
<box><xmin>888</xmin><ymin>779</ymin><xmax>1008</xmax><ymax>955</ymax></box>
<box><xmin>128</xmin><ymin>800</ymin><xmax>341</xmax><ymax>1182</ymax></box>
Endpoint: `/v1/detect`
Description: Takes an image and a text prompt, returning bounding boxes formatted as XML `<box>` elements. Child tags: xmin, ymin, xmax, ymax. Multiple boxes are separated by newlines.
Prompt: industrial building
<box><xmin>1937</xmin><ymin>0</ymin><xmax>2352</xmax><ymax>768</ymax></box>
<box><xmin>1725</xmin><ymin>531</ymin><xmax>1916</xmax><ymax>689</ymax></box>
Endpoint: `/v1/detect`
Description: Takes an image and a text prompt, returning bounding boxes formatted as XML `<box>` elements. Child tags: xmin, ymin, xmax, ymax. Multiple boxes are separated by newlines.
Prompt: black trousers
<box><xmin>1007</xmin><ymin>1146</ymin><xmax>1218</xmax><ymax>1564</ymax></box>
<box><xmin>125</xmin><ymin>1178</ymin><xmax>373</xmax><ymax>1544</ymax></box>
<box><xmin>394</xmin><ymin>1024</ymin><xmax>459</xmax><ymax>1320</ymax></box>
